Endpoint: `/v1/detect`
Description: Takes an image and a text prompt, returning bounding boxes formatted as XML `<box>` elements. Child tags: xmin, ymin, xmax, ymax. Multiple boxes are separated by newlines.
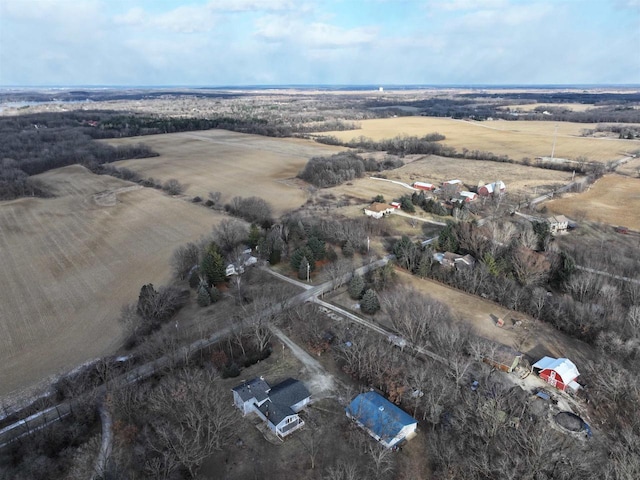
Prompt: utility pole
<box><xmin>306</xmin><ymin>262</ymin><xmax>310</xmax><ymax>283</ymax></box>
<box><xmin>551</xmin><ymin>124</ymin><xmax>558</xmax><ymax>159</ymax></box>
<box><xmin>367</xmin><ymin>236</ymin><xmax>370</xmax><ymax>253</ymax></box>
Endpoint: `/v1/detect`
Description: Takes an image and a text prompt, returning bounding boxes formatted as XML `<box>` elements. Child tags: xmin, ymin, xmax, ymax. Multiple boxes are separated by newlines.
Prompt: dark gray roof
<box><xmin>268</xmin><ymin>378</ymin><xmax>310</xmax><ymax>407</ymax></box>
<box><xmin>259</xmin><ymin>379</ymin><xmax>311</xmax><ymax>426</ymax></box>
<box><xmin>257</xmin><ymin>399</ymin><xmax>295</xmax><ymax>426</ymax></box>
<box><xmin>232</xmin><ymin>377</ymin><xmax>270</xmax><ymax>403</ymax></box>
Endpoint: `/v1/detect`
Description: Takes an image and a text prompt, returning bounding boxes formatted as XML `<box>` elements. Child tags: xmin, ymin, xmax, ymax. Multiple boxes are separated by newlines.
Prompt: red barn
<box><xmin>532</xmin><ymin>357</ymin><xmax>580</xmax><ymax>392</ymax></box>
<box><xmin>478</xmin><ymin>180</ymin><xmax>506</xmax><ymax>196</ymax></box>
<box><xmin>413</xmin><ymin>181</ymin><xmax>435</xmax><ymax>191</ymax></box>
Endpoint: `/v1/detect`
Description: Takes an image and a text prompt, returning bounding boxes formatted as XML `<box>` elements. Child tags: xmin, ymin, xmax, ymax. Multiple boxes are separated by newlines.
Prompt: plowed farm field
<box><xmin>0</xmin><ymin>165</ymin><xmax>223</xmax><ymax>399</ymax></box>
<box><xmin>318</xmin><ymin>117</ymin><xmax>640</xmax><ymax>163</ymax></box>
<box><xmin>108</xmin><ymin>129</ymin><xmax>345</xmax><ymax>215</ymax></box>
<box><xmin>546</xmin><ymin>174</ymin><xmax>640</xmax><ymax>230</ymax></box>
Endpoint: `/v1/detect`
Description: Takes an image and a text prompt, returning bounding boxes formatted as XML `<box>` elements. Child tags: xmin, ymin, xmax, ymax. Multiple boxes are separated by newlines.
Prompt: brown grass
<box><xmin>107</xmin><ymin>130</ymin><xmax>345</xmax><ymax>215</ymax></box>
<box><xmin>546</xmin><ymin>174</ymin><xmax>640</xmax><ymax>230</ymax></box>
<box><xmin>0</xmin><ymin>165</ymin><xmax>224</xmax><ymax>398</ymax></box>
<box><xmin>318</xmin><ymin>117</ymin><xmax>640</xmax><ymax>162</ymax></box>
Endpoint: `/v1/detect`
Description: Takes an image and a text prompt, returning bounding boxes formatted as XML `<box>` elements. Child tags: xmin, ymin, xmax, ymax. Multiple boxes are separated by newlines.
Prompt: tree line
<box><xmin>298</xmin><ymin>151</ymin><xmax>404</xmax><ymax>188</ymax></box>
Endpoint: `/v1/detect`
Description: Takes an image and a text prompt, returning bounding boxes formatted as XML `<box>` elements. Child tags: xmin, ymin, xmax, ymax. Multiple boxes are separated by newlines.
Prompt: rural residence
<box><xmin>346</xmin><ymin>391</ymin><xmax>418</xmax><ymax>448</ymax></box>
<box><xmin>232</xmin><ymin>377</ymin><xmax>311</xmax><ymax>438</ymax></box>
<box><xmin>226</xmin><ymin>249</ymin><xmax>258</xmax><ymax>276</ymax></box>
<box><xmin>364</xmin><ymin>202</ymin><xmax>394</xmax><ymax>219</ymax></box>
<box><xmin>413</xmin><ymin>181</ymin><xmax>436</xmax><ymax>191</ymax></box>
<box><xmin>546</xmin><ymin>215</ymin><xmax>570</xmax><ymax>235</ymax></box>
<box><xmin>434</xmin><ymin>252</ymin><xmax>476</xmax><ymax>270</ymax></box>
<box><xmin>532</xmin><ymin>357</ymin><xmax>581</xmax><ymax>392</ymax></box>
<box><xmin>478</xmin><ymin>180</ymin><xmax>506</xmax><ymax>196</ymax></box>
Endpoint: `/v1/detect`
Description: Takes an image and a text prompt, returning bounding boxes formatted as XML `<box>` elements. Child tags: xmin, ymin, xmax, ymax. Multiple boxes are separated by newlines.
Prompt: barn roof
<box><xmin>346</xmin><ymin>392</ymin><xmax>416</xmax><ymax>441</ymax></box>
<box><xmin>532</xmin><ymin>357</ymin><xmax>579</xmax><ymax>382</ymax></box>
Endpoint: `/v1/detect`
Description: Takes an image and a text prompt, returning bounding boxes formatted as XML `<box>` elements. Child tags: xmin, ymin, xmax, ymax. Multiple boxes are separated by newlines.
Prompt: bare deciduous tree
<box><xmin>148</xmin><ymin>368</ymin><xmax>236</xmax><ymax>478</ymax></box>
<box><xmin>213</xmin><ymin>219</ymin><xmax>248</xmax><ymax>253</ymax></box>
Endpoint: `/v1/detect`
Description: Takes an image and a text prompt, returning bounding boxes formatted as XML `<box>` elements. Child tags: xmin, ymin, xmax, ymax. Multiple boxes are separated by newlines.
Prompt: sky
<box><xmin>0</xmin><ymin>0</ymin><xmax>639</xmax><ymax>86</ymax></box>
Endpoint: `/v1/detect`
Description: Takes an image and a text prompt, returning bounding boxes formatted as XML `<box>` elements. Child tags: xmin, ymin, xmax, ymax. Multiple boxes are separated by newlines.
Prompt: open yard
<box><xmin>327</xmin><ymin>154</ymin><xmax>573</xmax><ymax>205</ymax></box>
<box><xmin>0</xmin><ymin>165</ymin><xmax>224</xmax><ymax>400</ymax></box>
<box><xmin>318</xmin><ymin>117</ymin><xmax>640</xmax><ymax>162</ymax></box>
<box><xmin>546</xmin><ymin>174</ymin><xmax>640</xmax><ymax>230</ymax></box>
<box><xmin>108</xmin><ymin>129</ymin><xmax>345</xmax><ymax>215</ymax></box>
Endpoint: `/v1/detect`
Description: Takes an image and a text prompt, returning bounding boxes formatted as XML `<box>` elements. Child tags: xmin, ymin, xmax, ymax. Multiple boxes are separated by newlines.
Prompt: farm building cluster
<box><xmin>363</xmin><ymin>178</ymin><xmax>507</xmax><ymax>219</ymax></box>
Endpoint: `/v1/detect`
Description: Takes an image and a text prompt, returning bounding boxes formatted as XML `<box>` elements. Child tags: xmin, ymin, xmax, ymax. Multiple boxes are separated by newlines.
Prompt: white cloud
<box><xmin>255</xmin><ymin>14</ymin><xmax>378</xmax><ymax>48</ymax></box>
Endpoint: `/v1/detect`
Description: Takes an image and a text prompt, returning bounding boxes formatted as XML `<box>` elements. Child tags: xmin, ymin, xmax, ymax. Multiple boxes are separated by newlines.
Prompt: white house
<box><xmin>232</xmin><ymin>377</ymin><xmax>311</xmax><ymax>438</ymax></box>
<box><xmin>232</xmin><ymin>377</ymin><xmax>271</xmax><ymax>415</ymax></box>
<box><xmin>546</xmin><ymin>215</ymin><xmax>569</xmax><ymax>234</ymax></box>
<box><xmin>364</xmin><ymin>202</ymin><xmax>394</xmax><ymax>219</ymax></box>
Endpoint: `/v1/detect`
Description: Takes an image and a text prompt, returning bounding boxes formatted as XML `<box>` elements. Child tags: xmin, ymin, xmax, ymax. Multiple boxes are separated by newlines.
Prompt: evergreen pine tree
<box><xmin>248</xmin><ymin>223</ymin><xmax>261</xmax><ymax>249</ymax></box>
<box><xmin>290</xmin><ymin>246</ymin><xmax>315</xmax><ymax>271</ymax></box>
<box><xmin>197</xmin><ymin>283</ymin><xmax>211</xmax><ymax>307</ymax></box>
<box><xmin>360</xmin><ymin>289</ymin><xmax>380</xmax><ymax>314</ymax></box>
<box><xmin>342</xmin><ymin>240</ymin><xmax>355</xmax><ymax>258</ymax></box>
<box><xmin>348</xmin><ymin>274</ymin><xmax>365</xmax><ymax>300</ymax></box>
<box><xmin>306</xmin><ymin>236</ymin><xmax>326</xmax><ymax>261</ymax></box>
<box><xmin>188</xmin><ymin>269</ymin><xmax>200</xmax><ymax>289</ymax></box>
<box><xmin>201</xmin><ymin>244</ymin><xmax>226</xmax><ymax>286</ymax></box>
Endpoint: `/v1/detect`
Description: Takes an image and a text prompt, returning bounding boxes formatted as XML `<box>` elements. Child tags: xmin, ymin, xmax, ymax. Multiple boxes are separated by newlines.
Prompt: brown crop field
<box><xmin>328</xmin><ymin>154</ymin><xmax>572</xmax><ymax>204</ymax></box>
<box><xmin>0</xmin><ymin>165</ymin><xmax>224</xmax><ymax>399</ymax></box>
<box><xmin>318</xmin><ymin>117</ymin><xmax>640</xmax><ymax>162</ymax></box>
<box><xmin>546</xmin><ymin>174</ymin><xmax>640</xmax><ymax>230</ymax></box>
<box><xmin>108</xmin><ymin>130</ymin><xmax>345</xmax><ymax>215</ymax></box>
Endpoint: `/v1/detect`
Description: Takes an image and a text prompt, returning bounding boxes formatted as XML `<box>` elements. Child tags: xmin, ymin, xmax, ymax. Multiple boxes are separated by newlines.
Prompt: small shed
<box><xmin>346</xmin><ymin>392</ymin><xmax>418</xmax><ymax>448</ymax></box>
<box><xmin>532</xmin><ymin>357</ymin><xmax>580</xmax><ymax>392</ymax></box>
<box><xmin>483</xmin><ymin>345</ymin><xmax>523</xmax><ymax>373</ymax></box>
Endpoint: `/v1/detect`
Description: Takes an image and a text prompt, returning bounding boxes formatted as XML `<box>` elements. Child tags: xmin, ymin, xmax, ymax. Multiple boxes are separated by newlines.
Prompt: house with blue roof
<box><xmin>346</xmin><ymin>391</ymin><xmax>418</xmax><ymax>448</ymax></box>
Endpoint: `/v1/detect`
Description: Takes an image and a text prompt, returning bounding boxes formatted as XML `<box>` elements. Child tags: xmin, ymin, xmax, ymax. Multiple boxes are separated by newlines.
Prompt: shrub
<box><xmin>221</xmin><ymin>363</ymin><xmax>240</xmax><ymax>378</ymax></box>
<box><xmin>162</xmin><ymin>178</ymin><xmax>185</xmax><ymax>195</ymax></box>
